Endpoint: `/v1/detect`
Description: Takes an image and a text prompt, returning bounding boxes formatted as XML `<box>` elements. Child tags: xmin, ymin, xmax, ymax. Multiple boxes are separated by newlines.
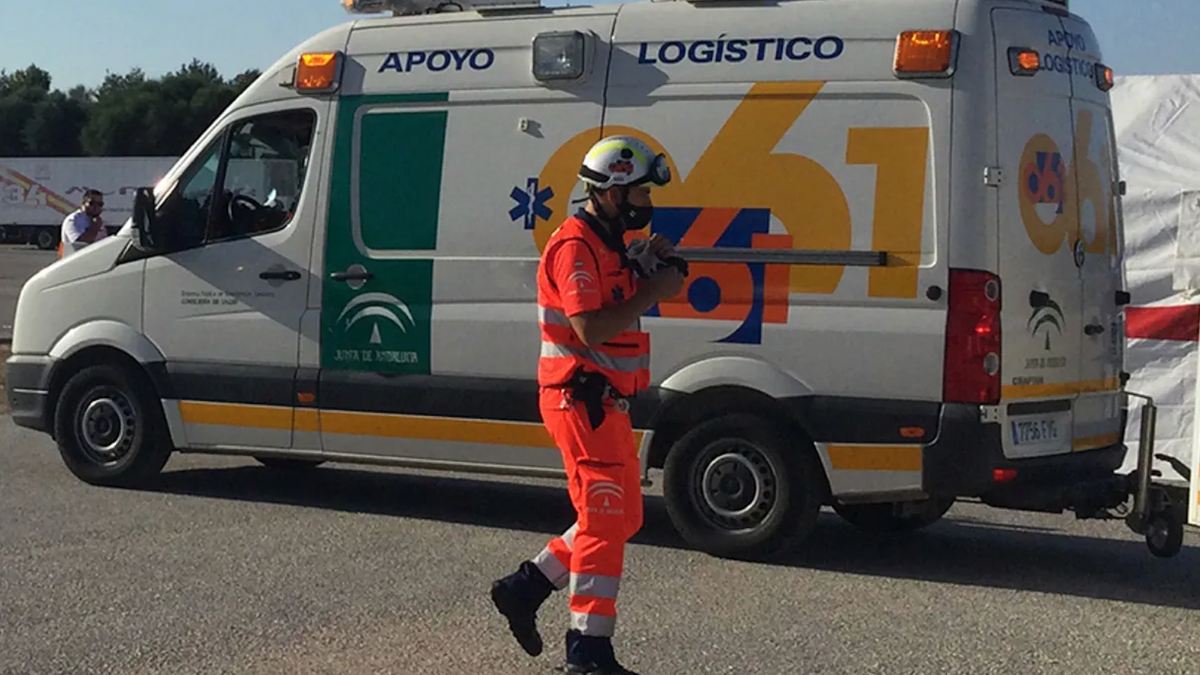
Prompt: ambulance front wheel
<box><xmin>662</xmin><ymin>413</ymin><xmax>824</xmax><ymax>560</ymax></box>
<box><xmin>52</xmin><ymin>363</ymin><xmax>173</xmax><ymax>488</ymax></box>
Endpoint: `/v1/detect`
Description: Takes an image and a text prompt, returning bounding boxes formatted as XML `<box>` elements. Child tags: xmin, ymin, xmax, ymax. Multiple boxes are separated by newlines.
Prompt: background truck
<box><xmin>0</xmin><ymin>157</ymin><xmax>177</xmax><ymax>250</ymax></box>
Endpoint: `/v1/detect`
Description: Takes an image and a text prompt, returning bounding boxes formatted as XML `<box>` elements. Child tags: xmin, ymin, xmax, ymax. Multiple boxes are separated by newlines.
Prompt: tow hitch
<box><xmin>1073</xmin><ymin>392</ymin><xmax>1190</xmax><ymax>557</ymax></box>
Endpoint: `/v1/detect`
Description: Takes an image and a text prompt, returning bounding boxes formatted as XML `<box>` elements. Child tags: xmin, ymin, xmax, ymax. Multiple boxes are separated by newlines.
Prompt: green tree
<box><xmin>23</xmin><ymin>91</ymin><xmax>89</xmax><ymax>156</ymax></box>
<box><xmin>0</xmin><ymin>64</ymin><xmax>53</xmax><ymax>96</ymax></box>
<box><xmin>2</xmin><ymin>61</ymin><xmax>262</xmax><ymax>158</ymax></box>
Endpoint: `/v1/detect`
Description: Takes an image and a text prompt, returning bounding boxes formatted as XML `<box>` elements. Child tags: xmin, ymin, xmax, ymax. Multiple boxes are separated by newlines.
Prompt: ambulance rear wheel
<box><xmin>53</xmin><ymin>363</ymin><xmax>172</xmax><ymax>488</ymax></box>
<box><xmin>662</xmin><ymin>413</ymin><xmax>823</xmax><ymax>560</ymax></box>
<box><xmin>833</xmin><ymin>498</ymin><xmax>954</xmax><ymax>533</ymax></box>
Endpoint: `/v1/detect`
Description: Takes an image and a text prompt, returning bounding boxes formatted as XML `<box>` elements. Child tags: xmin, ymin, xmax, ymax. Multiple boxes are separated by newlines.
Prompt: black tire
<box><xmin>255</xmin><ymin>457</ymin><xmax>325</xmax><ymax>470</ymax></box>
<box><xmin>53</xmin><ymin>363</ymin><xmax>172</xmax><ymax>488</ymax></box>
<box><xmin>833</xmin><ymin>497</ymin><xmax>955</xmax><ymax>533</ymax></box>
<box><xmin>35</xmin><ymin>229</ymin><xmax>57</xmax><ymax>250</ymax></box>
<box><xmin>662</xmin><ymin>413</ymin><xmax>824</xmax><ymax>560</ymax></box>
<box><xmin>1146</xmin><ymin>510</ymin><xmax>1185</xmax><ymax>558</ymax></box>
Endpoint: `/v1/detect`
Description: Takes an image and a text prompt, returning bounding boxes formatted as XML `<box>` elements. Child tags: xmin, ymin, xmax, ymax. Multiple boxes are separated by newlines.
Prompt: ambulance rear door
<box><xmin>992</xmin><ymin>5</ymin><xmax>1082</xmax><ymax>459</ymax></box>
<box><xmin>1056</xmin><ymin>10</ymin><xmax>1126</xmax><ymax>455</ymax></box>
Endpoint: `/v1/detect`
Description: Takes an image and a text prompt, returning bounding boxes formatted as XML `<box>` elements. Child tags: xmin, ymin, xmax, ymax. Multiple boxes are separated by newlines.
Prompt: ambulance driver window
<box><xmin>208</xmin><ymin>109</ymin><xmax>316</xmax><ymax>242</ymax></box>
<box><xmin>152</xmin><ymin>108</ymin><xmax>316</xmax><ymax>251</ymax></box>
<box><xmin>154</xmin><ymin>136</ymin><xmax>222</xmax><ymax>249</ymax></box>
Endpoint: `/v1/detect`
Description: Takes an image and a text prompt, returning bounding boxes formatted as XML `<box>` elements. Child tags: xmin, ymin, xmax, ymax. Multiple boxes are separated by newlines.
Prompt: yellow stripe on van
<box><xmin>1073</xmin><ymin>431</ymin><xmax>1121</xmax><ymax>453</ymax></box>
<box><xmin>1002</xmin><ymin>377</ymin><xmax>1121</xmax><ymax>401</ymax></box>
<box><xmin>178</xmin><ymin>401</ymin><xmax>293</xmax><ymax>430</ymax></box>
<box><xmin>827</xmin><ymin>445</ymin><xmax>923</xmax><ymax>472</ymax></box>
<box><xmin>319</xmin><ymin>410</ymin><xmax>559</xmax><ymax>448</ymax></box>
<box><xmin>177</xmin><ymin>401</ymin><xmax>648</xmax><ymax>448</ymax></box>
<box><xmin>294</xmin><ymin>408</ymin><xmax>321</xmax><ymax>433</ymax></box>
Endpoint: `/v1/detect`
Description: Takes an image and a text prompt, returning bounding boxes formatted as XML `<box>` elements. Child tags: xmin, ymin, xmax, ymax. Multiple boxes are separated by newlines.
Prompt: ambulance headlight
<box><xmin>533</xmin><ymin>31</ymin><xmax>587</xmax><ymax>81</ymax></box>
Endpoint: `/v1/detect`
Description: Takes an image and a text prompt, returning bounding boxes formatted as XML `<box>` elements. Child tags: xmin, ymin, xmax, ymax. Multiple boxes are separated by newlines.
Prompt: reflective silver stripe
<box><xmin>533</xmin><ymin>548</ymin><xmax>569</xmax><ymax>590</ymax></box>
<box><xmin>570</xmin><ymin>573</ymin><xmax>620</xmax><ymax>599</ymax></box>
<box><xmin>532</xmin><ymin>523</ymin><xmax>579</xmax><ymax>590</ymax></box>
<box><xmin>538</xmin><ymin>306</ymin><xmax>572</xmax><ymax>327</ymax></box>
<box><xmin>570</xmin><ymin>611</ymin><xmax>616</xmax><ymax>637</ymax></box>
<box><xmin>561</xmin><ymin>523</ymin><xmax>579</xmax><ymax>548</ymax></box>
<box><xmin>540</xmin><ymin>341</ymin><xmax>644</xmax><ymax>373</ymax></box>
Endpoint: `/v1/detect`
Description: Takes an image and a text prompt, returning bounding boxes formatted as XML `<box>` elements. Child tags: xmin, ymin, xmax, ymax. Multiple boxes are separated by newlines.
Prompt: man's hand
<box><xmin>644</xmin><ymin>266</ymin><xmax>685</xmax><ymax>302</ymax></box>
<box><xmin>78</xmin><ymin>216</ymin><xmax>105</xmax><ymax>243</ymax></box>
<box><xmin>567</xmin><ymin>266</ymin><xmax>685</xmax><ymax>348</ymax></box>
<box><xmin>647</xmin><ymin>233</ymin><xmax>675</xmax><ymax>259</ymax></box>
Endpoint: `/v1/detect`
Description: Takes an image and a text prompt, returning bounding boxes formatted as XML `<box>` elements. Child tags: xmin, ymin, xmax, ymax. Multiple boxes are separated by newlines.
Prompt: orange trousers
<box><xmin>532</xmin><ymin>386</ymin><xmax>644</xmax><ymax>637</ymax></box>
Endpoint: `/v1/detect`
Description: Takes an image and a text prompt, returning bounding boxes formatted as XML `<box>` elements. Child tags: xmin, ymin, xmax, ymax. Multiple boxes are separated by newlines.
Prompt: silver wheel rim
<box><xmin>692</xmin><ymin>440</ymin><xmax>779</xmax><ymax>531</ymax></box>
<box><xmin>78</xmin><ymin>394</ymin><xmax>136</xmax><ymax>463</ymax></box>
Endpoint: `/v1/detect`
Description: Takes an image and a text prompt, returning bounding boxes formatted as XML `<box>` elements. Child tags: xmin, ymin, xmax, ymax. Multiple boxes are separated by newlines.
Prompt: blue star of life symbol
<box><xmin>509</xmin><ymin>177</ymin><xmax>554</xmax><ymax>230</ymax></box>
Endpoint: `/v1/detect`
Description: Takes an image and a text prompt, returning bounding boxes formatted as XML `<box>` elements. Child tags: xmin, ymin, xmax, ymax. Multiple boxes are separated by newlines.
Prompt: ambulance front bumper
<box><xmin>4</xmin><ymin>354</ymin><xmax>52</xmax><ymax>433</ymax></box>
<box><xmin>922</xmin><ymin>403</ymin><xmax>1128</xmax><ymax>500</ymax></box>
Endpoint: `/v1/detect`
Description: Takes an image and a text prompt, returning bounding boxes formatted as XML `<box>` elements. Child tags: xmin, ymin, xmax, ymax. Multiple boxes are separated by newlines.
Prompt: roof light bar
<box><xmin>342</xmin><ymin>0</ymin><xmax>541</xmax><ymax>16</ymax></box>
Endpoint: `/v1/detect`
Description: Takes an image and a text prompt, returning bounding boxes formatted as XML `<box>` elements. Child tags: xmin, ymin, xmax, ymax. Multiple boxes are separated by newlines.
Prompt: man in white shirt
<box><xmin>60</xmin><ymin>189</ymin><xmax>108</xmax><ymax>258</ymax></box>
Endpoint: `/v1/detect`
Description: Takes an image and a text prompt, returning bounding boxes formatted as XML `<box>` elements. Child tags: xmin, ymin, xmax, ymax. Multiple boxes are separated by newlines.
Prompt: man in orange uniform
<box><xmin>491</xmin><ymin>136</ymin><xmax>686</xmax><ymax>674</ymax></box>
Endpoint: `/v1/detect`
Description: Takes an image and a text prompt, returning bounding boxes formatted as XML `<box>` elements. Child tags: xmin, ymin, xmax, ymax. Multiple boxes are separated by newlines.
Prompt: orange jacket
<box><xmin>536</xmin><ymin>210</ymin><xmax>650</xmax><ymax>397</ymax></box>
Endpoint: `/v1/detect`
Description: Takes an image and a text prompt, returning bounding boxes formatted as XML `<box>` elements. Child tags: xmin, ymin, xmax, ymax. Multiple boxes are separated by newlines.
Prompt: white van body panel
<box><xmin>4</xmin><ymin>0</ymin><xmax>1129</xmax><ymax>512</ymax></box>
<box><xmin>48</xmin><ymin>319</ymin><xmax>164</xmax><ymax>365</ymax></box>
<box><xmin>658</xmin><ymin>356</ymin><xmax>813</xmax><ymax>399</ymax></box>
<box><xmin>11</xmin><ymin>237</ymin><xmax>143</xmax><ymax>357</ymax></box>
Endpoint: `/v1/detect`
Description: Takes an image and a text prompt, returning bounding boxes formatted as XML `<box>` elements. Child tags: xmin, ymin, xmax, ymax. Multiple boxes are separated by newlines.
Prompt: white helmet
<box><xmin>578</xmin><ymin>136</ymin><xmax>671</xmax><ymax>190</ymax></box>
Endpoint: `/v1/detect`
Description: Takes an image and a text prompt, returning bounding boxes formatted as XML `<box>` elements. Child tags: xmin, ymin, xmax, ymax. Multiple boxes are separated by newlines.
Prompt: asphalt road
<box><xmin>0</xmin><ymin>246</ymin><xmax>56</xmax><ymax>341</ymax></box>
<box><xmin>3</xmin><ymin>420</ymin><xmax>1200</xmax><ymax>675</ymax></box>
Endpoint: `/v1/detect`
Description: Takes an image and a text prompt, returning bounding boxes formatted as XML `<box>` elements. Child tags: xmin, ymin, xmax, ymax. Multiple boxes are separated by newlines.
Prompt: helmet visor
<box><xmin>647</xmin><ymin>153</ymin><xmax>671</xmax><ymax>186</ymax></box>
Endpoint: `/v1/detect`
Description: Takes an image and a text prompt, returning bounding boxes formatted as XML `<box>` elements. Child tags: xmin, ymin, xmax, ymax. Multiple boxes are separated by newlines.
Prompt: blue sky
<box><xmin>1</xmin><ymin>0</ymin><xmax>1195</xmax><ymax>89</ymax></box>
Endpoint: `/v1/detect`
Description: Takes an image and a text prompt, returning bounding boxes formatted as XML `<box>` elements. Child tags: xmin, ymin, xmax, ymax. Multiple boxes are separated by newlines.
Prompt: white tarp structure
<box><xmin>1113</xmin><ymin>75</ymin><xmax>1200</xmax><ymax>509</ymax></box>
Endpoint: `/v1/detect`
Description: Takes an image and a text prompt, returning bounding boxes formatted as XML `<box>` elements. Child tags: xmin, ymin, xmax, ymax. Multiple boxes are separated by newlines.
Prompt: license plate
<box><xmin>1010</xmin><ymin>417</ymin><xmax>1060</xmax><ymax>446</ymax></box>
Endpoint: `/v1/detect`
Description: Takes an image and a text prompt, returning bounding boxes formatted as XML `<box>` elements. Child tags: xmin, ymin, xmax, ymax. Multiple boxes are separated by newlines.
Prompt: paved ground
<box><xmin>0</xmin><ymin>246</ymin><xmax>56</xmax><ymax>341</ymax></box>
<box><xmin>3</xmin><ymin>419</ymin><xmax>1200</xmax><ymax>675</ymax></box>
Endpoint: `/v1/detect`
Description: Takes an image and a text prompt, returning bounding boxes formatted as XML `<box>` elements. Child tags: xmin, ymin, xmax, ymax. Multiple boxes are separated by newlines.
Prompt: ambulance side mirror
<box><xmin>132</xmin><ymin>187</ymin><xmax>159</xmax><ymax>250</ymax></box>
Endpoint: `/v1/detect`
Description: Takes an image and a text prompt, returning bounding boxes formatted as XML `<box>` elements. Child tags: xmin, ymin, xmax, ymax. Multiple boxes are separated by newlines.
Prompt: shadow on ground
<box><xmin>135</xmin><ymin>459</ymin><xmax>1200</xmax><ymax>611</ymax></box>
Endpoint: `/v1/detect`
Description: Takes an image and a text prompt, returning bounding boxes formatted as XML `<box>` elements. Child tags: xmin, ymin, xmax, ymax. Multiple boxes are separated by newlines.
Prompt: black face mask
<box><xmin>620</xmin><ymin>202</ymin><xmax>654</xmax><ymax>231</ymax></box>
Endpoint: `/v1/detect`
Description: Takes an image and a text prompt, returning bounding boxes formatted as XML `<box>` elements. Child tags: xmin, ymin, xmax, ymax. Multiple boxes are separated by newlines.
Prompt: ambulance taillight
<box><xmin>942</xmin><ymin>270</ymin><xmax>1002</xmax><ymax>405</ymax></box>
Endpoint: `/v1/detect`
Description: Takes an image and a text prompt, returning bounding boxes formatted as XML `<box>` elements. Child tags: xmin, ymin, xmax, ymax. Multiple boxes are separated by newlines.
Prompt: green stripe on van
<box><xmin>321</xmin><ymin>92</ymin><xmax>450</xmax><ymax>374</ymax></box>
<box><xmin>359</xmin><ymin>110</ymin><xmax>447</xmax><ymax>250</ymax></box>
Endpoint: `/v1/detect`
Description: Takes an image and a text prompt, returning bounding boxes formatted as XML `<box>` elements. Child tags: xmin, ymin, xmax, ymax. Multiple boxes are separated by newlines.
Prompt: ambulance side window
<box><xmin>155</xmin><ymin>108</ymin><xmax>317</xmax><ymax>251</ymax></box>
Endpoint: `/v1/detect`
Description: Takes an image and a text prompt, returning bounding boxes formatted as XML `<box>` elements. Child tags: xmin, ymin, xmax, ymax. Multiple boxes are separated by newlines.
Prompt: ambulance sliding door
<box><xmin>317</xmin><ymin>12</ymin><xmax>618</xmax><ymax>472</ymax></box>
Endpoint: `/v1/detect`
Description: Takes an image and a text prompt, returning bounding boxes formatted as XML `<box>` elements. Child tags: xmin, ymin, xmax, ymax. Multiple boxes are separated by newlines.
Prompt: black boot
<box><xmin>560</xmin><ymin>629</ymin><xmax>641</xmax><ymax>674</ymax></box>
<box><xmin>491</xmin><ymin>561</ymin><xmax>556</xmax><ymax>656</ymax></box>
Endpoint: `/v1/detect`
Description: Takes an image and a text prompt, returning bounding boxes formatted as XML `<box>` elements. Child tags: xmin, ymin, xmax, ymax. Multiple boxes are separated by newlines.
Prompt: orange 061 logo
<box><xmin>1018</xmin><ymin>109</ymin><xmax>1119</xmax><ymax>259</ymax></box>
<box><xmin>530</xmin><ymin>81</ymin><xmax>932</xmax><ymax>301</ymax></box>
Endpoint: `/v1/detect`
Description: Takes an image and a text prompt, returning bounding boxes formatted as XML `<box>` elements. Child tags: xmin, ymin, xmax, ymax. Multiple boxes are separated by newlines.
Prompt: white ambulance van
<box><xmin>5</xmin><ymin>0</ymin><xmax>1182</xmax><ymax>558</ymax></box>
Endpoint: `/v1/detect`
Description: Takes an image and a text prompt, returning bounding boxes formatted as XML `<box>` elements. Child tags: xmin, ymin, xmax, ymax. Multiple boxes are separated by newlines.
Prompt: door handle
<box><xmin>260</xmin><ymin>270</ymin><xmax>301</xmax><ymax>281</ymax></box>
<box><xmin>1084</xmin><ymin>323</ymin><xmax>1105</xmax><ymax>336</ymax></box>
<box><xmin>330</xmin><ymin>270</ymin><xmax>375</xmax><ymax>282</ymax></box>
